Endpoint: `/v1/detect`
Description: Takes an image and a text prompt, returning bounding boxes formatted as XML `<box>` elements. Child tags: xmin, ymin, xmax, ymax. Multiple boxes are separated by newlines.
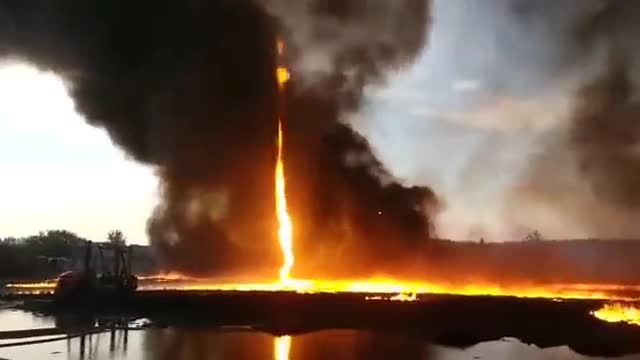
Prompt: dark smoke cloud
<box><xmin>0</xmin><ymin>0</ymin><xmax>281</xmax><ymax>275</ymax></box>
<box><xmin>0</xmin><ymin>0</ymin><xmax>435</xmax><ymax>276</ymax></box>
<box><xmin>571</xmin><ymin>62</ymin><xmax>640</xmax><ymax>210</ymax></box>
<box><xmin>570</xmin><ymin>1</ymin><xmax>640</xmax><ymax>212</ymax></box>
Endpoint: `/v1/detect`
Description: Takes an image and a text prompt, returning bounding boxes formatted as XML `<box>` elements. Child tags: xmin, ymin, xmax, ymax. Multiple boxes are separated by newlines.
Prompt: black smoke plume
<box><xmin>0</xmin><ymin>0</ymin><xmax>435</xmax><ymax>276</ymax></box>
<box><xmin>570</xmin><ymin>1</ymin><xmax>640</xmax><ymax>214</ymax></box>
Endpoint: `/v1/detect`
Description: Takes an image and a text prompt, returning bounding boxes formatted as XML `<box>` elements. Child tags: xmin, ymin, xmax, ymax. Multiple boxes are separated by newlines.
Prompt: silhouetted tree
<box><xmin>0</xmin><ymin>230</ymin><xmax>157</xmax><ymax>280</ymax></box>
<box><xmin>0</xmin><ymin>230</ymin><xmax>89</xmax><ymax>279</ymax></box>
<box><xmin>1</xmin><ymin>236</ymin><xmax>19</xmax><ymax>245</ymax></box>
<box><xmin>524</xmin><ymin>230</ymin><xmax>544</xmax><ymax>242</ymax></box>
<box><xmin>107</xmin><ymin>230</ymin><xmax>126</xmax><ymax>246</ymax></box>
<box><xmin>23</xmin><ymin>230</ymin><xmax>86</xmax><ymax>258</ymax></box>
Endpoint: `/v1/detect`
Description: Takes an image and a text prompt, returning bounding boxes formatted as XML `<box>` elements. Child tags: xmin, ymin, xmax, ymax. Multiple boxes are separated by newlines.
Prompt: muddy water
<box><xmin>0</xmin><ymin>309</ymin><xmax>638</xmax><ymax>360</ymax></box>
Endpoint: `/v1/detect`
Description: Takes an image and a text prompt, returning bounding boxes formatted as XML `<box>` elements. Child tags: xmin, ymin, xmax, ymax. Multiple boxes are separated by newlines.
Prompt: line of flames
<box><xmin>8</xmin><ymin>277</ymin><xmax>640</xmax><ymax>301</ymax></box>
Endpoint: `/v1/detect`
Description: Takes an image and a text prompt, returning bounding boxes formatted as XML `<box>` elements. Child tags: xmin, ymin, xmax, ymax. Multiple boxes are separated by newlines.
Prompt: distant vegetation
<box><xmin>107</xmin><ymin>230</ymin><xmax>127</xmax><ymax>246</ymax></box>
<box><xmin>4</xmin><ymin>229</ymin><xmax>640</xmax><ymax>285</ymax></box>
<box><xmin>0</xmin><ymin>230</ymin><xmax>157</xmax><ymax>281</ymax></box>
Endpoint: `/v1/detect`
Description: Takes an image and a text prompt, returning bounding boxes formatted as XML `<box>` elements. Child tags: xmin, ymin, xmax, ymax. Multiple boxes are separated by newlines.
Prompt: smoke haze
<box><xmin>357</xmin><ymin>0</ymin><xmax>640</xmax><ymax>241</ymax></box>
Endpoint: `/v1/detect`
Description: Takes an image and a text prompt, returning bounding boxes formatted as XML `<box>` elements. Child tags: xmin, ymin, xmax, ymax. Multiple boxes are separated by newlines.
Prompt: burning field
<box><xmin>4</xmin><ymin>0</ymin><xmax>640</xmax><ymax>356</ymax></box>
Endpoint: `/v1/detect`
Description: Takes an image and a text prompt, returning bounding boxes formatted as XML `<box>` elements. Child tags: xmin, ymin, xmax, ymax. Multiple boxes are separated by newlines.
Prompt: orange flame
<box><xmin>275</xmin><ymin>38</ymin><xmax>294</xmax><ymax>283</ymax></box>
<box><xmin>592</xmin><ymin>303</ymin><xmax>640</xmax><ymax>326</ymax></box>
<box><xmin>5</xmin><ymin>281</ymin><xmax>56</xmax><ymax>289</ymax></box>
<box><xmin>276</xmin><ymin>121</ymin><xmax>294</xmax><ymax>282</ymax></box>
<box><xmin>152</xmin><ymin>279</ymin><xmax>640</xmax><ymax>301</ymax></box>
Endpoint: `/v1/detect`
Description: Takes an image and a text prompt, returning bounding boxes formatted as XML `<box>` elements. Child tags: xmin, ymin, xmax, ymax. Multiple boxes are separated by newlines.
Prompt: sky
<box><xmin>0</xmin><ymin>62</ymin><xmax>158</xmax><ymax>244</ymax></box>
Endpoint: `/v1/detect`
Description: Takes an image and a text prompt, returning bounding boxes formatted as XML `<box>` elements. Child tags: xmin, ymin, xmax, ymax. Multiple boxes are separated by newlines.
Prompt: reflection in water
<box><xmin>2</xmin><ymin>310</ymin><xmax>640</xmax><ymax>360</ymax></box>
<box><xmin>141</xmin><ymin>329</ymin><xmax>429</xmax><ymax>360</ymax></box>
<box><xmin>292</xmin><ymin>331</ymin><xmax>429</xmax><ymax>360</ymax></box>
<box><xmin>70</xmin><ymin>329</ymin><xmax>130</xmax><ymax>360</ymax></box>
<box><xmin>123</xmin><ymin>329</ymin><xmax>640</xmax><ymax>360</ymax></box>
<box><xmin>143</xmin><ymin>329</ymin><xmax>274</xmax><ymax>360</ymax></box>
<box><xmin>274</xmin><ymin>336</ymin><xmax>291</xmax><ymax>360</ymax></box>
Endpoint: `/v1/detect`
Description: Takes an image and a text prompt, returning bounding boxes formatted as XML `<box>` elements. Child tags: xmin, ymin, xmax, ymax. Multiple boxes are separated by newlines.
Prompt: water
<box><xmin>1</xmin><ymin>309</ymin><xmax>639</xmax><ymax>360</ymax></box>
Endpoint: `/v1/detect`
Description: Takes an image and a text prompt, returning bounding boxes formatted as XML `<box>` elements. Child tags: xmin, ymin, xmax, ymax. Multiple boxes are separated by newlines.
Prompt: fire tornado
<box><xmin>276</xmin><ymin>121</ymin><xmax>293</xmax><ymax>282</ymax></box>
<box><xmin>275</xmin><ymin>41</ymin><xmax>293</xmax><ymax>283</ymax></box>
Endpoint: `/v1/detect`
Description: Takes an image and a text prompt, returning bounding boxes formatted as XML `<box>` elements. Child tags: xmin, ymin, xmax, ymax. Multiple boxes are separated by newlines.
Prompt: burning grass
<box><xmin>137</xmin><ymin>276</ymin><xmax>640</xmax><ymax>301</ymax></box>
<box><xmin>8</xmin><ymin>274</ymin><xmax>640</xmax><ymax>303</ymax></box>
<box><xmin>592</xmin><ymin>303</ymin><xmax>640</xmax><ymax>326</ymax></box>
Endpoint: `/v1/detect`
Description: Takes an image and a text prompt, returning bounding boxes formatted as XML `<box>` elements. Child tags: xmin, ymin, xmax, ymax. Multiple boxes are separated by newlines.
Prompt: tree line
<box><xmin>0</xmin><ymin>229</ymin><xmax>127</xmax><ymax>281</ymax></box>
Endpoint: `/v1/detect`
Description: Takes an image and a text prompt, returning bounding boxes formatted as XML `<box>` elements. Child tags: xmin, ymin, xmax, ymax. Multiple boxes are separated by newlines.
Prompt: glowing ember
<box><xmin>274</xmin><ymin>336</ymin><xmax>291</xmax><ymax>360</ymax></box>
<box><xmin>592</xmin><ymin>303</ymin><xmax>640</xmax><ymax>326</ymax></box>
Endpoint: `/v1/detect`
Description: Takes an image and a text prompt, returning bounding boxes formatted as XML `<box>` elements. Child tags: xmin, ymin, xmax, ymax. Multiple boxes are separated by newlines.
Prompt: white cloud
<box><xmin>452</xmin><ymin>79</ymin><xmax>481</xmax><ymax>92</ymax></box>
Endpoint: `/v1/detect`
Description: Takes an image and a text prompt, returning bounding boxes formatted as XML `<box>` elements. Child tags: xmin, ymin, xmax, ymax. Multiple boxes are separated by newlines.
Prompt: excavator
<box><xmin>54</xmin><ymin>241</ymin><xmax>138</xmax><ymax>303</ymax></box>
